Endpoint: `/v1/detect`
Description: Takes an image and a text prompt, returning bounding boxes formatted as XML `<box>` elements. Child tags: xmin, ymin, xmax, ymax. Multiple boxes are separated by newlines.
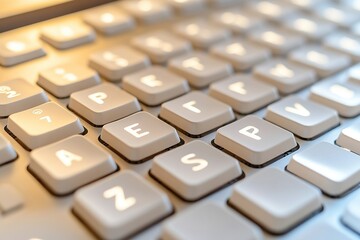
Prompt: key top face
<box><xmin>249</xmin><ymin>1</ymin><xmax>297</xmax><ymax>21</ymax></box>
<box><xmin>83</xmin><ymin>7</ymin><xmax>135</xmax><ymax>35</ymax></box>
<box><xmin>151</xmin><ymin>140</ymin><xmax>242</xmax><ymax>201</ymax></box>
<box><xmin>0</xmin><ymin>36</ymin><xmax>46</xmax><ymax>67</ymax></box>
<box><xmin>292</xmin><ymin>222</ymin><xmax>356</xmax><ymax>240</ymax></box>
<box><xmin>89</xmin><ymin>46</ymin><xmax>150</xmax><ymax>81</ymax></box>
<box><xmin>209</xmin><ymin>74</ymin><xmax>279</xmax><ymax>114</ymax></box>
<box><xmin>40</xmin><ymin>21</ymin><xmax>95</xmax><ymax>49</ymax></box>
<box><xmin>288</xmin><ymin>142</ymin><xmax>360</xmax><ymax>196</ymax></box>
<box><xmin>0</xmin><ymin>184</ymin><xmax>23</xmax><ymax>214</ymax></box>
<box><xmin>210</xmin><ymin>38</ymin><xmax>271</xmax><ymax>71</ymax></box>
<box><xmin>132</xmin><ymin>31</ymin><xmax>192</xmax><ymax>64</ymax></box>
<box><xmin>265</xmin><ymin>96</ymin><xmax>339</xmax><ymax>139</ymax></box>
<box><xmin>69</xmin><ymin>83</ymin><xmax>141</xmax><ymax>126</ymax></box>
<box><xmin>162</xmin><ymin>202</ymin><xmax>263</xmax><ymax>240</ymax></box>
<box><xmin>101</xmin><ymin>111</ymin><xmax>180</xmax><ymax>162</ymax></box>
<box><xmin>38</xmin><ymin>63</ymin><xmax>100</xmax><ymax>98</ymax></box>
<box><xmin>7</xmin><ymin>102</ymin><xmax>84</xmax><ymax>150</ymax></box>
<box><xmin>159</xmin><ymin>91</ymin><xmax>235</xmax><ymax>136</ymax></box>
<box><xmin>0</xmin><ymin>133</ymin><xmax>17</xmax><ymax>166</ymax></box>
<box><xmin>248</xmin><ymin>26</ymin><xmax>305</xmax><ymax>55</ymax></box>
<box><xmin>310</xmin><ymin>80</ymin><xmax>360</xmax><ymax>117</ymax></box>
<box><xmin>73</xmin><ymin>171</ymin><xmax>173</xmax><ymax>240</ymax></box>
<box><xmin>214</xmin><ymin>115</ymin><xmax>296</xmax><ymax>167</ymax></box>
<box><xmin>337</xmin><ymin>120</ymin><xmax>360</xmax><ymax>155</ymax></box>
<box><xmin>122</xmin><ymin>66</ymin><xmax>190</xmax><ymax>106</ymax></box>
<box><xmin>0</xmin><ymin>78</ymin><xmax>48</xmax><ymax>117</ymax></box>
<box><xmin>229</xmin><ymin>168</ymin><xmax>322</xmax><ymax>234</ymax></box>
<box><xmin>29</xmin><ymin>135</ymin><xmax>117</xmax><ymax>195</ymax></box>
<box><xmin>174</xmin><ymin>19</ymin><xmax>231</xmax><ymax>49</ymax></box>
<box><xmin>254</xmin><ymin>59</ymin><xmax>316</xmax><ymax>94</ymax></box>
<box><xmin>323</xmin><ymin>32</ymin><xmax>360</xmax><ymax>61</ymax></box>
<box><xmin>289</xmin><ymin>45</ymin><xmax>351</xmax><ymax>78</ymax></box>
<box><xmin>342</xmin><ymin>195</ymin><xmax>360</xmax><ymax>234</ymax></box>
<box><xmin>166</xmin><ymin>0</ymin><xmax>206</xmax><ymax>15</ymax></box>
<box><xmin>168</xmin><ymin>52</ymin><xmax>233</xmax><ymax>88</ymax></box>
<box><xmin>314</xmin><ymin>4</ymin><xmax>360</xmax><ymax>28</ymax></box>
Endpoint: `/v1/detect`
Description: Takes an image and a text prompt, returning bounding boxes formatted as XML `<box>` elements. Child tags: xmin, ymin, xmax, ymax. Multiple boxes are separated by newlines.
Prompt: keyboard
<box><xmin>1</xmin><ymin>0</ymin><xmax>360</xmax><ymax>239</ymax></box>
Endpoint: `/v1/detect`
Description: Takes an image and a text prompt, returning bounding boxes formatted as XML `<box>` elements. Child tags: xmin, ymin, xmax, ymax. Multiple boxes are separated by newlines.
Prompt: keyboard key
<box><xmin>174</xmin><ymin>19</ymin><xmax>231</xmax><ymax>49</ymax></box>
<box><xmin>288</xmin><ymin>142</ymin><xmax>360</xmax><ymax>197</ymax></box>
<box><xmin>337</xmin><ymin>121</ymin><xmax>360</xmax><ymax>155</ymax></box>
<box><xmin>292</xmin><ymin>222</ymin><xmax>356</xmax><ymax>240</ymax></box>
<box><xmin>209</xmin><ymin>0</ymin><xmax>242</xmax><ymax>7</ymax></box>
<box><xmin>73</xmin><ymin>171</ymin><xmax>172</xmax><ymax>240</ymax></box>
<box><xmin>248</xmin><ymin>26</ymin><xmax>305</xmax><ymax>55</ymax></box>
<box><xmin>165</xmin><ymin>0</ymin><xmax>206</xmax><ymax>15</ymax></box>
<box><xmin>211</xmin><ymin>9</ymin><xmax>265</xmax><ymax>34</ymax></box>
<box><xmin>286</xmin><ymin>0</ymin><xmax>328</xmax><ymax>9</ymax></box>
<box><xmin>121</xmin><ymin>0</ymin><xmax>172</xmax><ymax>24</ymax></box>
<box><xmin>7</xmin><ymin>102</ymin><xmax>84</xmax><ymax>150</ymax></box>
<box><xmin>348</xmin><ymin>63</ymin><xmax>360</xmax><ymax>84</ymax></box>
<box><xmin>310</xmin><ymin>80</ymin><xmax>360</xmax><ymax>118</ymax></box>
<box><xmin>229</xmin><ymin>168</ymin><xmax>322</xmax><ymax>234</ymax></box>
<box><xmin>323</xmin><ymin>32</ymin><xmax>360</xmax><ymax>61</ymax></box>
<box><xmin>83</xmin><ymin>6</ymin><xmax>135</xmax><ymax>35</ymax></box>
<box><xmin>0</xmin><ymin>133</ymin><xmax>17</xmax><ymax>166</ymax></box>
<box><xmin>122</xmin><ymin>66</ymin><xmax>190</xmax><ymax>106</ymax></box>
<box><xmin>265</xmin><ymin>96</ymin><xmax>339</xmax><ymax>139</ymax></box>
<box><xmin>248</xmin><ymin>0</ymin><xmax>298</xmax><ymax>21</ymax></box>
<box><xmin>151</xmin><ymin>140</ymin><xmax>242</xmax><ymax>201</ymax></box>
<box><xmin>168</xmin><ymin>52</ymin><xmax>233</xmax><ymax>88</ymax></box>
<box><xmin>214</xmin><ymin>115</ymin><xmax>296</xmax><ymax>167</ymax></box>
<box><xmin>162</xmin><ymin>202</ymin><xmax>263</xmax><ymax>240</ymax></box>
<box><xmin>254</xmin><ymin>59</ymin><xmax>316</xmax><ymax>94</ymax></box>
<box><xmin>0</xmin><ymin>184</ymin><xmax>23</xmax><ymax>214</ymax></box>
<box><xmin>38</xmin><ymin>63</ymin><xmax>100</xmax><ymax>98</ymax></box>
<box><xmin>342</xmin><ymin>195</ymin><xmax>360</xmax><ymax>234</ymax></box>
<box><xmin>132</xmin><ymin>31</ymin><xmax>192</xmax><ymax>64</ymax></box>
<box><xmin>0</xmin><ymin>78</ymin><xmax>48</xmax><ymax>117</ymax></box>
<box><xmin>313</xmin><ymin>4</ymin><xmax>360</xmax><ymax>28</ymax></box>
<box><xmin>101</xmin><ymin>112</ymin><xmax>180</xmax><ymax>162</ymax></box>
<box><xmin>29</xmin><ymin>135</ymin><xmax>117</xmax><ymax>195</ymax></box>
<box><xmin>210</xmin><ymin>38</ymin><xmax>271</xmax><ymax>71</ymax></box>
<box><xmin>0</xmin><ymin>36</ymin><xmax>46</xmax><ymax>66</ymax></box>
<box><xmin>209</xmin><ymin>74</ymin><xmax>279</xmax><ymax>114</ymax></box>
<box><xmin>40</xmin><ymin>21</ymin><xmax>95</xmax><ymax>49</ymax></box>
<box><xmin>89</xmin><ymin>46</ymin><xmax>150</xmax><ymax>81</ymax></box>
<box><xmin>69</xmin><ymin>83</ymin><xmax>141</xmax><ymax>126</ymax></box>
<box><xmin>159</xmin><ymin>91</ymin><xmax>235</xmax><ymax>136</ymax></box>
<box><xmin>289</xmin><ymin>45</ymin><xmax>351</xmax><ymax>78</ymax></box>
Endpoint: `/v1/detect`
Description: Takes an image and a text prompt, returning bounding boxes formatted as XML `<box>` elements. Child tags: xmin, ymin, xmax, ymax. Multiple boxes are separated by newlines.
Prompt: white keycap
<box><xmin>343</xmin><ymin>195</ymin><xmax>360</xmax><ymax>234</ymax></box>
<box><xmin>0</xmin><ymin>36</ymin><xmax>46</xmax><ymax>66</ymax></box>
<box><xmin>0</xmin><ymin>133</ymin><xmax>17</xmax><ymax>166</ymax></box>
<box><xmin>229</xmin><ymin>168</ymin><xmax>322</xmax><ymax>234</ymax></box>
<box><xmin>0</xmin><ymin>78</ymin><xmax>48</xmax><ymax>117</ymax></box>
<box><xmin>310</xmin><ymin>80</ymin><xmax>360</xmax><ymax>118</ymax></box>
<box><xmin>248</xmin><ymin>1</ymin><xmax>298</xmax><ymax>21</ymax></box>
<box><xmin>288</xmin><ymin>142</ymin><xmax>360</xmax><ymax>196</ymax></box>
<box><xmin>38</xmin><ymin>63</ymin><xmax>100</xmax><ymax>98</ymax></box>
<box><xmin>323</xmin><ymin>32</ymin><xmax>360</xmax><ymax>61</ymax></box>
<box><xmin>83</xmin><ymin>7</ymin><xmax>135</xmax><ymax>35</ymax></box>
<box><xmin>0</xmin><ymin>184</ymin><xmax>23</xmax><ymax>214</ymax></box>
<box><xmin>7</xmin><ymin>102</ymin><xmax>84</xmax><ymax>150</ymax></box>
<box><xmin>265</xmin><ymin>96</ymin><xmax>340</xmax><ymax>139</ymax></box>
<box><xmin>40</xmin><ymin>21</ymin><xmax>95</xmax><ymax>49</ymax></box>
<box><xmin>209</xmin><ymin>74</ymin><xmax>279</xmax><ymax>114</ymax></box>
<box><xmin>162</xmin><ymin>202</ymin><xmax>263</xmax><ymax>240</ymax></box>
<box><xmin>292</xmin><ymin>222</ymin><xmax>357</xmax><ymax>240</ymax></box>
<box><xmin>89</xmin><ymin>46</ymin><xmax>150</xmax><ymax>81</ymax></box>
<box><xmin>348</xmin><ymin>63</ymin><xmax>360</xmax><ymax>84</ymax></box>
<box><xmin>69</xmin><ymin>83</ymin><xmax>141</xmax><ymax>126</ymax></box>
<box><xmin>29</xmin><ymin>135</ymin><xmax>117</xmax><ymax>195</ymax></box>
<box><xmin>166</xmin><ymin>0</ymin><xmax>206</xmax><ymax>15</ymax></box>
<box><xmin>337</xmin><ymin>120</ymin><xmax>360</xmax><ymax>155</ymax></box>
<box><xmin>314</xmin><ymin>4</ymin><xmax>360</xmax><ymax>28</ymax></box>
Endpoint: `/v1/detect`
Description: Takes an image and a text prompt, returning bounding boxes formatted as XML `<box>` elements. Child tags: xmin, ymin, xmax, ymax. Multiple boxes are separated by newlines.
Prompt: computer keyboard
<box><xmin>1</xmin><ymin>0</ymin><xmax>360</xmax><ymax>239</ymax></box>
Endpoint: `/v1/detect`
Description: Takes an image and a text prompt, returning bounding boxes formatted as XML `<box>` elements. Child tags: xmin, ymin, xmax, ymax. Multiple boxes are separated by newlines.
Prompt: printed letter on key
<box><xmin>56</xmin><ymin>149</ymin><xmax>83</xmax><ymax>167</ymax></box>
<box><xmin>285</xmin><ymin>103</ymin><xmax>311</xmax><ymax>117</ymax></box>
<box><xmin>181</xmin><ymin>153</ymin><xmax>208</xmax><ymax>172</ymax></box>
<box><xmin>88</xmin><ymin>92</ymin><xmax>107</xmax><ymax>104</ymax></box>
<box><xmin>140</xmin><ymin>75</ymin><xmax>163</xmax><ymax>87</ymax></box>
<box><xmin>239</xmin><ymin>126</ymin><xmax>262</xmax><ymax>140</ymax></box>
<box><xmin>182</xmin><ymin>101</ymin><xmax>201</xmax><ymax>113</ymax></box>
<box><xmin>103</xmin><ymin>186</ymin><xmax>136</xmax><ymax>211</ymax></box>
<box><xmin>124</xmin><ymin>123</ymin><xmax>149</xmax><ymax>138</ymax></box>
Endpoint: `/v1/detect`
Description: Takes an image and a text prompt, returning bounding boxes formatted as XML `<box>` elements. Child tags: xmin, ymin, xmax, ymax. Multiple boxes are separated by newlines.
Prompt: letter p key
<box><xmin>239</xmin><ymin>126</ymin><xmax>262</xmax><ymax>141</ymax></box>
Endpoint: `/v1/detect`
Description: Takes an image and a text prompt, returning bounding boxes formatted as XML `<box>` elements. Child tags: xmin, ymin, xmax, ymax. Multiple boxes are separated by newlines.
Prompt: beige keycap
<box><xmin>0</xmin><ymin>133</ymin><xmax>17</xmax><ymax>166</ymax></box>
<box><xmin>0</xmin><ymin>78</ymin><xmax>48</xmax><ymax>117</ymax></box>
<box><xmin>337</xmin><ymin>120</ymin><xmax>360</xmax><ymax>155</ymax></box>
<box><xmin>38</xmin><ymin>63</ymin><xmax>100</xmax><ymax>98</ymax></box>
<box><xmin>122</xmin><ymin>66</ymin><xmax>190</xmax><ymax>106</ymax></box>
<box><xmin>287</xmin><ymin>0</ymin><xmax>327</xmax><ymax>9</ymax></box>
<box><xmin>209</xmin><ymin>74</ymin><xmax>279</xmax><ymax>114</ymax></box>
<box><xmin>248</xmin><ymin>1</ymin><xmax>298</xmax><ymax>21</ymax></box>
<box><xmin>89</xmin><ymin>46</ymin><xmax>150</xmax><ymax>81</ymax></box>
<box><xmin>83</xmin><ymin>7</ymin><xmax>135</xmax><ymax>35</ymax></box>
<box><xmin>0</xmin><ymin>36</ymin><xmax>46</xmax><ymax>66</ymax></box>
<box><xmin>69</xmin><ymin>83</ymin><xmax>141</xmax><ymax>126</ymax></box>
<box><xmin>0</xmin><ymin>184</ymin><xmax>23</xmax><ymax>214</ymax></box>
<box><xmin>314</xmin><ymin>3</ymin><xmax>360</xmax><ymax>28</ymax></box>
<box><xmin>159</xmin><ymin>91</ymin><xmax>235</xmax><ymax>136</ymax></box>
<box><xmin>7</xmin><ymin>102</ymin><xmax>84</xmax><ymax>150</ymax></box>
<box><xmin>166</xmin><ymin>0</ymin><xmax>206</xmax><ymax>15</ymax></box>
<box><xmin>40</xmin><ymin>20</ymin><xmax>95</xmax><ymax>49</ymax></box>
<box><xmin>323</xmin><ymin>32</ymin><xmax>360</xmax><ymax>61</ymax></box>
<box><xmin>132</xmin><ymin>31</ymin><xmax>192</xmax><ymax>64</ymax></box>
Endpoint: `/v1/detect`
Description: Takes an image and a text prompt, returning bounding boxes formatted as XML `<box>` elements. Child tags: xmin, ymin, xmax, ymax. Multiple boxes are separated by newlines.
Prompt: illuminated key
<box><xmin>73</xmin><ymin>171</ymin><xmax>172</xmax><ymax>240</ymax></box>
<box><xmin>41</xmin><ymin>21</ymin><xmax>95</xmax><ymax>49</ymax></box>
<box><xmin>7</xmin><ymin>102</ymin><xmax>84</xmax><ymax>149</ymax></box>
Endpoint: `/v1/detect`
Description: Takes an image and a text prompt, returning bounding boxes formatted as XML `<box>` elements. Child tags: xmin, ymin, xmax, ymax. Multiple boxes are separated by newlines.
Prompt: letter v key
<box><xmin>103</xmin><ymin>186</ymin><xmax>136</xmax><ymax>211</ymax></box>
<box><xmin>285</xmin><ymin>103</ymin><xmax>311</xmax><ymax>117</ymax></box>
